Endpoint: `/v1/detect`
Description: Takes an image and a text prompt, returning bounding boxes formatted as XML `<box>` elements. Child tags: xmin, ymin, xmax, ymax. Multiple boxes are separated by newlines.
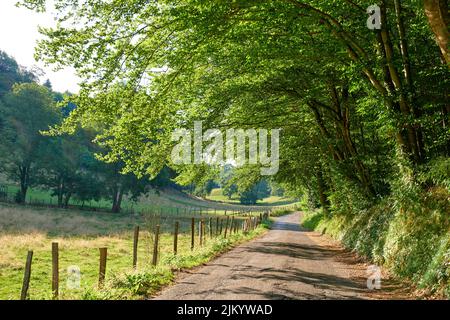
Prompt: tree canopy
<box><xmin>17</xmin><ymin>0</ymin><xmax>449</xmax><ymax>212</ymax></box>
<box><xmin>0</xmin><ymin>50</ymin><xmax>177</xmax><ymax>211</ymax></box>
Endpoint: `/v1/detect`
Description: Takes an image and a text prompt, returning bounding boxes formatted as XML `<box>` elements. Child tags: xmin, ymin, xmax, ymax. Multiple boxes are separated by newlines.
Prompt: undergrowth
<box><xmin>301</xmin><ymin>187</ymin><xmax>449</xmax><ymax>298</ymax></box>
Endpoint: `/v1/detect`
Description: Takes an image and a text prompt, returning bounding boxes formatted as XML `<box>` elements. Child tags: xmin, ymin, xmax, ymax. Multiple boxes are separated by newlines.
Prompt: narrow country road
<box><xmin>153</xmin><ymin>212</ymin><xmax>402</xmax><ymax>300</ymax></box>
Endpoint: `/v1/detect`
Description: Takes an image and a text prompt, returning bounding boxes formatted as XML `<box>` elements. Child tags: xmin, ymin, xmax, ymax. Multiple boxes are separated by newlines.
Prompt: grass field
<box><xmin>0</xmin><ymin>182</ymin><xmax>296</xmax><ymax>299</ymax></box>
<box><xmin>0</xmin><ymin>203</ymin><xmax>270</xmax><ymax>299</ymax></box>
<box><xmin>1</xmin><ymin>184</ymin><xmax>297</xmax><ymax>215</ymax></box>
<box><xmin>206</xmin><ymin>188</ymin><xmax>297</xmax><ymax>207</ymax></box>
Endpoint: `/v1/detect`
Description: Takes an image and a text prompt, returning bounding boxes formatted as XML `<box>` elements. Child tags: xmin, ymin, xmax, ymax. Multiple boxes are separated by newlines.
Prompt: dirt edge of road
<box><xmin>299</xmin><ymin>219</ymin><xmax>416</xmax><ymax>300</ymax></box>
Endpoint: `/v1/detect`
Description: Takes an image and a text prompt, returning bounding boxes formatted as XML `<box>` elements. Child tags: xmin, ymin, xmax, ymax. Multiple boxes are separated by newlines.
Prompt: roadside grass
<box><xmin>300</xmin><ymin>191</ymin><xmax>450</xmax><ymax>299</ymax></box>
<box><xmin>301</xmin><ymin>210</ymin><xmax>324</xmax><ymax>230</ymax></box>
<box><xmin>269</xmin><ymin>207</ymin><xmax>298</xmax><ymax>217</ymax></box>
<box><xmin>256</xmin><ymin>196</ymin><xmax>298</xmax><ymax>206</ymax></box>
<box><xmin>0</xmin><ymin>204</ymin><xmax>268</xmax><ymax>300</ymax></box>
<box><xmin>84</xmin><ymin>228</ymin><xmax>268</xmax><ymax>299</ymax></box>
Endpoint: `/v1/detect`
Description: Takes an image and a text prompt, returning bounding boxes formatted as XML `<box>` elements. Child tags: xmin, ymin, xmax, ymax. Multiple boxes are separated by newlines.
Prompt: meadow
<box><xmin>206</xmin><ymin>188</ymin><xmax>295</xmax><ymax>207</ymax></box>
<box><xmin>0</xmin><ymin>184</ymin><xmax>297</xmax><ymax>215</ymax></box>
<box><xmin>0</xmin><ymin>201</ymin><xmax>277</xmax><ymax>300</ymax></box>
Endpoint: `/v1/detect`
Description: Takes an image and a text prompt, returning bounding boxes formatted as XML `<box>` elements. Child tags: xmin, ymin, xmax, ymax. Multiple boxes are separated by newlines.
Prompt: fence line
<box><xmin>0</xmin><ymin>186</ymin><xmax>297</xmax><ymax>217</ymax></box>
<box><xmin>15</xmin><ymin>209</ymin><xmax>274</xmax><ymax>299</ymax></box>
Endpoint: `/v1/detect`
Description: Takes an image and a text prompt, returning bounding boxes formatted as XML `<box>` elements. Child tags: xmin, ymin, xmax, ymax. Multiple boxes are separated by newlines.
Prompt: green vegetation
<box><xmin>301</xmin><ymin>188</ymin><xmax>450</xmax><ymax>298</ymax></box>
<box><xmin>1</xmin><ymin>183</ymin><xmax>285</xmax><ymax>216</ymax></box>
<box><xmin>0</xmin><ymin>54</ymin><xmax>179</xmax><ymax>213</ymax></box>
<box><xmin>206</xmin><ymin>188</ymin><xmax>296</xmax><ymax>207</ymax></box>
<box><xmin>270</xmin><ymin>208</ymin><xmax>297</xmax><ymax>217</ymax></box>
<box><xmin>207</xmin><ymin>188</ymin><xmax>239</xmax><ymax>203</ymax></box>
<box><xmin>0</xmin><ymin>0</ymin><xmax>446</xmax><ymax>299</ymax></box>
<box><xmin>0</xmin><ymin>203</ymin><xmax>268</xmax><ymax>299</ymax></box>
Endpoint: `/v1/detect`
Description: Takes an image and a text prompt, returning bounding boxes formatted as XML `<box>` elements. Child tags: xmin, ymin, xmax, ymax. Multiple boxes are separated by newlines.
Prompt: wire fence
<box><xmin>17</xmin><ymin>211</ymin><xmax>272</xmax><ymax>300</ymax></box>
<box><xmin>0</xmin><ymin>185</ymin><xmax>296</xmax><ymax>217</ymax></box>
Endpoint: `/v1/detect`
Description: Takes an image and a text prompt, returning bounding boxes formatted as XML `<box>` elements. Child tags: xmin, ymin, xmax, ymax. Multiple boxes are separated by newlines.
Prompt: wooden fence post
<box><xmin>174</xmin><ymin>221</ymin><xmax>179</xmax><ymax>255</ymax></box>
<box><xmin>209</xmin><ymin>217</ymin><xmax>213</xmax><ymax>238</ymax></box>
<box><xmin>203</xmin><ymin>220</ymin><xmax>206</xmax><ymax>243</ymax></box>
<box><xmin>224</xmin><ymin>216</ymin><xmax>230</xmax><ymax>238</ymax></box>
<box><xmin>133</xmin><ymin>226</ymin><xmax>139</xmax><ymax>268</ymax></box>
<box><xmin>199</xmin><ymin>219</ymin><xmax>204</xmax><ymax>246</ymax></box>
<box><xmin>191</xmin><ymin>217</ymin><xmax>195</xmax><ymax>250</ymax></box>
<box><xmin>52</xmin><ymin>242</ymin><xmax>59</xmax><ymax>299</ymax></box>
<box><xmin>20</xmin><ymin>250</ymin><xmax>33</xmax><ymax>300</ymax></box>
<box><xmin>216</xmin><ymin>217</ymin><xmax>219</xmax><ymax>236</ymax></box>
<box><xmin>230</xmin><ymin>216</ymin><xmax>235</xmax><ymax>235</ymax></box>
<box><xmin>98</xmin><ymin>247</ymin><xmax>107</xmax><ymax>288</ymax></box>
<box><xmin>152</xmin><ymin>225</ymin><xmax>160</xmax><ymax>266</ymax></box>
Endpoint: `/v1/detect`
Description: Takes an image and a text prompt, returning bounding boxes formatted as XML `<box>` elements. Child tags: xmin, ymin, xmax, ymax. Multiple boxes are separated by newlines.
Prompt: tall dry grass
<box><xmin>0</xmin><ymin>203</ymin><xmax>139</xmax><ymax>236</ymax></box>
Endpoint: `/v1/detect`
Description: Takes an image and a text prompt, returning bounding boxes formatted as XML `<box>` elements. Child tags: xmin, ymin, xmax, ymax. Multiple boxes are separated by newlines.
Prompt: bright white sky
<box><xmin>0</xmin><ymin>0</ymin><xmax>80</xmax><ymax>93</ymax></box>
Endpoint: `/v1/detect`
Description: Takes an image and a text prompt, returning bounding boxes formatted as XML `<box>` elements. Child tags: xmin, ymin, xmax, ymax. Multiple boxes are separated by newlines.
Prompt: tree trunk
<box><xmin>394</xmin><ymin>0</ymin><xmax>413</xmax><ymax>87</ymax></box>
<box><xmin>111</xmin><ymin>185</ymin><xmax>124</xmax><ymax>213</ymax></box>
<box><xmin>334</xmin><ymin>86</ymin><xmax>375</xmax><ymax>196</ymax></box>
<box><xmin>63</xmin><ymin>192</ymin><xmax>71</xmax><ymax>209</ymax></box>
<box><xmin>19</xmin><ymin>183</ymin><xmax>28</xmax><ymax>204</ymax></box>
<box><xmin>379</xmin><ymin>1</ymin><xmax>424</xmax><ymax>163</ymax></box>
<box><xmin>424</xmin><ymin>0</ymin><xmax>449</xmax><ymax>65</ymax></box>
<box><xmin>57</xmin><ymin>176</ymin><xmax>64</xmax><ymax>208</ymax></box>
<box><xmin>18</xmin><ymin>165</ymin><xmax>30</xmax><ymax>204</ymax></box>
<box><xmin>316</xmin><ymin>167</ymin><xmax>330</xmax><ymax>217</ymax></box>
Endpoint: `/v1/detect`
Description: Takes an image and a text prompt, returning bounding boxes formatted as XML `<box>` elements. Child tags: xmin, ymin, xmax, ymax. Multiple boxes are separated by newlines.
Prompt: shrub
<box><xmin>300</xmin><ymin>189</ymin><xmax>450</xmax><ymax>298</ymax></box>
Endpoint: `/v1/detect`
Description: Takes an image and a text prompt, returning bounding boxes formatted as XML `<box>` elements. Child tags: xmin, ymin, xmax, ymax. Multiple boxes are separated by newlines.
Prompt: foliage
<box><xmin>269</xmin><ymin>208</ymin><xmax>294</xmax><ymax>217</ymax></box>
<box><xmin>0</xmin><ymin>51</ymin><xmax>36</xmax><ymax>97</ymax></box>
<box><xmin>239</xmin><ymin>179</ymin><xmax>271</xmax><ymax>205</ymax></box>
<box><xmin>0</xmin><ymin>52</ymin><xmax>181</xmax><ymax>212</ymax></box>
<box><xmin>222</xmin><ymin>183</ymin><xmax>238</xmax><ymax>200</ymax></box>
<box><xmin>0</xmin><ymin>82</ymin><xmax>58</xmax><ymax>203</ymax></box>
<box><xmin>9</xmin><ymin>0</ymin><xmax>450</xmax><ymax>294</ymax></box>
<box><xmin>301</xmin><ymin>188</ymin><xmax>450</xmax><ymax>298</ymax></box>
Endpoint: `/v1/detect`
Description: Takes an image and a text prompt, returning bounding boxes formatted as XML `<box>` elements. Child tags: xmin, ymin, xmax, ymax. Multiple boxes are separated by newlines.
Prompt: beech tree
<box><xmin>19</xmin><ymin>0</ymin><xmax>449</xmax><ymax>212</ymax></box>
<box><xmin>0</xmin><ymin>83</ymin><xmax>58</xmax><ymax>203</ymax></box>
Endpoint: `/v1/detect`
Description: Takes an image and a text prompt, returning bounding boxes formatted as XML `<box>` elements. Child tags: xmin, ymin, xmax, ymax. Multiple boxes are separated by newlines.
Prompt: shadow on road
<box><xmin>244</xmin><ymin>241</ymin><xmax>339</xmax><ymax>260</ymax></box>
<box><xmin>190</xmin><ymin>264</ymin><xmax>367</xmax><ymax>299</ymax></box>
<box><xmin>270</xmin><ymin>221</ymin><xmax>301</xmax><ymax>232</ymax></box>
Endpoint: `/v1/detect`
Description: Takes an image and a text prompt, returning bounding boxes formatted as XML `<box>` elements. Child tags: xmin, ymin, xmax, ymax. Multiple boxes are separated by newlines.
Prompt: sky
<box><xmin>0</xmin><ymin>0</ymin><xmax>80</xmax><ymax>93</ymax></box>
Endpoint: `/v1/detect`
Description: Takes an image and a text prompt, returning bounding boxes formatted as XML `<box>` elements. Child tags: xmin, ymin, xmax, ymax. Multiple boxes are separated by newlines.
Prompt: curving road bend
<box><xmin>153</xmin><ymin>212</ymin><xmax>401</xmax><ymax>300</ymax></box>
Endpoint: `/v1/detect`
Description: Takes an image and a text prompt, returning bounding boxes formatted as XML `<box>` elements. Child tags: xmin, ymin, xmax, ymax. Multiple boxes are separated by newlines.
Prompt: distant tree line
<box><xmin>0</xmin><ymin>51</ymin><xmax>177</xmax><ymax>212</ymax></box>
